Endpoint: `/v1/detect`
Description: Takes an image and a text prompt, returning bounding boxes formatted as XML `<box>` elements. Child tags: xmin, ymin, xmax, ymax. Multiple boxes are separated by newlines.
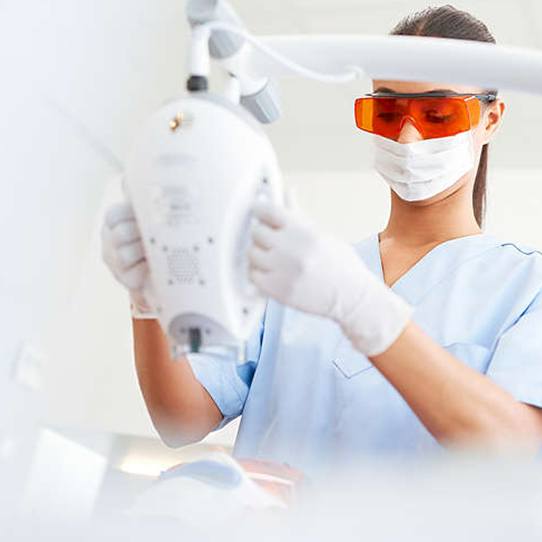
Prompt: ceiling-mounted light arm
<box><xmin>245</xmin><ymin>34</ymin><xmax>542</xmax><ymax>96</ymax></box>
<box><xmin>185</xmin><ymin>0</ymin><xmax>281</xmax><ymax>123</ymax></box>
<box><xmin>185</xmin><ymin>2</ymin><xmax>542</xmax><ymax>127</ymax></box>
<box><xmin>186</xmin><ymin>23</ymin><xmax>212</xmax><ymax>92</ymax></box>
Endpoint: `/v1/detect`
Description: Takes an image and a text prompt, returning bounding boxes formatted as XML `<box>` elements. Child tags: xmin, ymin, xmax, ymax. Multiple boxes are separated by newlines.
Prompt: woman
<box><xmin>102</xmin><ymin>6</ymin><xmax>542</xmax><ymax>473</ymax></box>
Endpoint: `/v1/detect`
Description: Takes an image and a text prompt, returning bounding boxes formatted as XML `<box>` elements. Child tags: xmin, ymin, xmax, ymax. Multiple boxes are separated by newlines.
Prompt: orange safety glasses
<box><xmin>354</xmin><ymin>92</ymin><xmax>497</xmax><ymax>141</ymax></box>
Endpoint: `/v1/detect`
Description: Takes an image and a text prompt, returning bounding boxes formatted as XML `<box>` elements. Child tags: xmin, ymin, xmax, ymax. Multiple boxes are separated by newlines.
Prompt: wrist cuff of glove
<box><xmin>130</xmin><ymin>291</ymin><xmax>158</xmax><ymax>320</ymax></box>
<box><xmin>340</xmin><ymin>279</ymin><xmax>413</xmax><ymax>357</ymax></box>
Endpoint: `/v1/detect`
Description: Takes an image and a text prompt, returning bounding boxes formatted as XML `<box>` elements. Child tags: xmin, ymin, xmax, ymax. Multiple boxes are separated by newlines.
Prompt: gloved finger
<box><xmin>101</xmin><ymin>224</ymin><xmax>117</xmax><ymax>269</ymax></box>
<box><xmin>250</xmin><ymin>221</ymin><xmax>277</xmax><ymax>250</ymax></box>
<box><xmin>111</xmin><ymin>220</ymin><xmax>141</xmax><ymax>247</ymax></box>
<box><xmin>117</xmin><ymin>241</ymin><xmax>146</xmax><ymax>269</ymax></box>
<box><xmin>248</xmin><ymin>245</ymin><xmax>274</xmax><ymax>271</ymax></box>
<box><xmin>120</xmin><ymin>260</ymin><xmax>149</xmax><ymax>291</ymax></box>
<box><xmin>105</xmin><ymin>201</ymin><xmax>136</xmax><ymax>228</ymax></box>
<box><xmin>252</xmin><ymin>200</ymin><xmax>288</xmax><ymax>229</ymax></box>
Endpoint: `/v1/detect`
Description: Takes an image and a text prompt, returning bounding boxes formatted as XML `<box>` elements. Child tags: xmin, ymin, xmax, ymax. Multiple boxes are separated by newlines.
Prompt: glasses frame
<box><xmin>364</xmin><ymin>91</ymin><xmax>498</xmax><ymax>103</ymax></box>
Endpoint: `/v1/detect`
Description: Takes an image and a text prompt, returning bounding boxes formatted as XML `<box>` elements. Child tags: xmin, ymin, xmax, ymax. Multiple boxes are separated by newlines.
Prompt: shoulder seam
<box><xmin>500</xmin><ymin>243</ymin><xmax>542</xmax><ymax>257</ymax></box>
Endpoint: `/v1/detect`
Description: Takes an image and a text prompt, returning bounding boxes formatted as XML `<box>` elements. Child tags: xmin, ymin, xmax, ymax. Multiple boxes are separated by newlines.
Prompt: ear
<box><xmin>481</xmin><ymin>99</ymin><xmax>506</xmax><ymax>145</ymax></box>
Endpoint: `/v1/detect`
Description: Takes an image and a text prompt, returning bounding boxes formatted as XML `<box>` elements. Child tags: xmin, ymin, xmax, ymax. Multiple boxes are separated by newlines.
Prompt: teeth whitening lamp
<box><xmin>124</xmin><ymin>2</ymin><xmax>284</xmax><ymax>358</ymax></box>
<box><xmin>124</xmin><ymin>0</ymin><xmax>542</xmax><ymax>358</ymax></box>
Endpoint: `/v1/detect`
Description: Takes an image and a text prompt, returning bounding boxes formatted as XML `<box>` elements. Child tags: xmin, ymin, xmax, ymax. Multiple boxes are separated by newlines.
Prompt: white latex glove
<box><xmin>101</xmin><ymin>201</ymin><xmax>157</xmax><ymax>318</ymax></box>
<box><xmin>248</xmin><ymin>201</ymin><xmax>412</xmax><ymax>356</ymax></box>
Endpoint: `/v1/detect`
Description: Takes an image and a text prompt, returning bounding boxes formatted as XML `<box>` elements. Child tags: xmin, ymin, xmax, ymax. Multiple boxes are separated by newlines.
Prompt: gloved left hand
<box><xmin>248</xmin><ymin>201</ymin><xmax>412</xmax><ymax>356</ymax></box>
<box><xmin>101</xmin><ymin>200</ymin><xmax>157</xmax><ymax>319</ymax></box>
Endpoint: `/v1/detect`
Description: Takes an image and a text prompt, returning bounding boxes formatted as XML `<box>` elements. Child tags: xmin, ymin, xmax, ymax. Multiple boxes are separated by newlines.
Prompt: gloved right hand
<box><xmin>101</xmin><ymin>201</ymin><xmax>157</xmax><ymax>318</ymax></box>
<box><xmin>248</xmin><ymin>200</ymin><xmax>412</xmax><ymax>356</ymax></box>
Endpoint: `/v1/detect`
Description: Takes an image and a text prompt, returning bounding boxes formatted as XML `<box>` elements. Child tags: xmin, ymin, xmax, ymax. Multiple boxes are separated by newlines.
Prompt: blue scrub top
<box><xmin>187</xmin><ymin>233</ymin><xmax>542</xmax><ymax>473</ymax></box>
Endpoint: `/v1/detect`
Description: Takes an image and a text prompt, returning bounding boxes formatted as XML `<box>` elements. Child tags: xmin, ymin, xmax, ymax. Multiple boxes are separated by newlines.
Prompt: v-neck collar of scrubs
<box><xmin>356</xmin><ymin>232</ymin><xmax>503</xmax><ymax>305</ymax></box>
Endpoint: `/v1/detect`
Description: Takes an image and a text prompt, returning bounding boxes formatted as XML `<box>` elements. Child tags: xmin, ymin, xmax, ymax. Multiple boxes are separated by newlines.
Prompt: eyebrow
<box><xmin>374</xmin><ymin>86</ymin><xmax>457</xmax><ymax>95</ymax></box>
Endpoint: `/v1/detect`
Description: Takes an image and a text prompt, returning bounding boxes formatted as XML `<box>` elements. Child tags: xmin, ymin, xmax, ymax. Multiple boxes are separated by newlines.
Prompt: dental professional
<box><xmin>102</xmin><ymin>5</ymin><xmax>542</xmax><ymax>472</ymax></box>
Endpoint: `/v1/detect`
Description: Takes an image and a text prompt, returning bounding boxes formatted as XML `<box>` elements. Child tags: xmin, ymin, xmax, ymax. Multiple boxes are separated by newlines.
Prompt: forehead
<box><xmin>372</xmin><ymin>80</ymin><xmax>484</xmax><ymax>95</ymax></box>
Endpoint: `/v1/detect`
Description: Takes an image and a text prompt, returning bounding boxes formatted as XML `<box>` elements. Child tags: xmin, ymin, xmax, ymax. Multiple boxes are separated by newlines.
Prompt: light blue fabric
<box><xmin>187</xmin><ymin>315</ymin><xmax>264</xmax><ymax>430</ymax></box>
<box><xmin>186</xmin><ymin>233</ymin><xmax>542</xmax><ymax>472</ymax></box>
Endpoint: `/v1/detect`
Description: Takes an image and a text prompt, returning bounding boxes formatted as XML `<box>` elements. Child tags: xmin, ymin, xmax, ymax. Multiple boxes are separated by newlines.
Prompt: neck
<box><xmin>381</xmin><ymin>180</ymin><xmax>482</xmax><ymax>247</ymax></box>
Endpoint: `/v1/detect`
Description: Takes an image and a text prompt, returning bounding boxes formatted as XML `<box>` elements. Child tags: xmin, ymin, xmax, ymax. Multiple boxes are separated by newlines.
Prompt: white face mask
<box><xmin>373</xmin><ymin>130</ymin><xmax>476</xmax><ymax>202</ymax></box>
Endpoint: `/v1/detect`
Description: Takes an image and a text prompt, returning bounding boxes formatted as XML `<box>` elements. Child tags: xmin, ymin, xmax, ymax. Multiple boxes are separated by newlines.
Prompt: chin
<box><xmin>400</xmin><ymin>178</ymin><xmax>472</xmax><ymax>206</ymax></box>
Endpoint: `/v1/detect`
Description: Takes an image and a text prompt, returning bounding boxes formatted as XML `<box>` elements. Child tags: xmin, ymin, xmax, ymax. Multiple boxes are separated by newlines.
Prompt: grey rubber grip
<box><xmin>240</xmin><ymin>79</ymin><xmax>282</xmax><ymax>124</ymax></box>
<box><xmin>186</xmin><ymin>0</ymin><xmax>245</xmax><ymax>59</ymax></box>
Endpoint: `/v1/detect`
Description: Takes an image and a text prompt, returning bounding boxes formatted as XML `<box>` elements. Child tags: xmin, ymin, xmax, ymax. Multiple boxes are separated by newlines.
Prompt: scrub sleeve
<box><xmin>186</xmin><ymin>313</ymin><xmax>265</xmax><ymax>430</ymax></box>
<box><xmin>487</xmin><ymin>290</ymin><xmax>542</xmax><ymax>408</ymax></box>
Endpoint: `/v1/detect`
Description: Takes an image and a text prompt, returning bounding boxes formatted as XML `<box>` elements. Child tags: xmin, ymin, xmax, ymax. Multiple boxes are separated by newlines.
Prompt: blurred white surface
<box><xmin>20</xmin><ymin>429</ymin><xmax>108</xmax><ymax>524</ymax></box>
<box><xmin>11</xmin><ymin>454</ymin><xmax>542</xmax><ymax>541</ymax></box>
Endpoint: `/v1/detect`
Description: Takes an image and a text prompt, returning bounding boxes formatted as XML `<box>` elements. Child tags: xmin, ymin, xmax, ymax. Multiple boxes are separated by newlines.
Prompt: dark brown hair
<box><xmin>390</xmin><ymin>5</ymin><xmax>497</xmax><ymax>227</ymax></box>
